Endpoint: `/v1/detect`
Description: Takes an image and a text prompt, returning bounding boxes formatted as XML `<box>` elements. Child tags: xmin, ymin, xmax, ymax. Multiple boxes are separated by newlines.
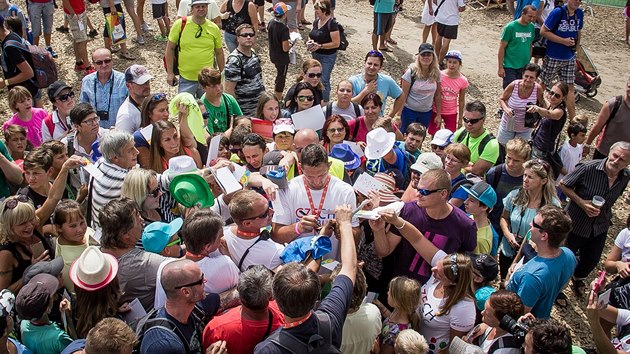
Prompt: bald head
<box><xmin>294</xmin><ymin>129</ymin><xmax>319</xmax><ymax>159</ymax></box>
<box><xmin>161</xmin><ymin>259</ymin><xmax>198</xmax><ymax>298</ymax></box>
<box><xmin>92</xmin><ymin>48</ymin><xmax>113</xmax><ymax>75</ymax></box>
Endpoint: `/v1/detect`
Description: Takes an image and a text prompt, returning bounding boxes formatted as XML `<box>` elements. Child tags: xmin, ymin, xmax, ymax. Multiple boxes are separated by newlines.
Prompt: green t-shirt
<box><xmin>453</xmin><ymin>128</ymin><xmax>500</xmax><ymax>165</ymax></box>
<box><xmin>201</xmin><ymin>93</ymin><xmax>243</xmax><ymax>134</ymax></box>
<box><xmin>168</xmin><ymin>18</ymin><xmax>223</xmax><ymax>81</ymax></box>
<box><xmin>500</xmin><ymin>20</ymin><xmax>535</xmax><ymax>69</ymax></box>
<box><xmin>0</xmin><ymin>140</ymin><xmax>14</xmax><ymax>198</ymax></box>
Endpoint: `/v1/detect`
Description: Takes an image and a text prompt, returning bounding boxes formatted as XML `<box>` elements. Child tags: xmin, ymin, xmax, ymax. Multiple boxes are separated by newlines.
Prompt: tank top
<box><xmin>501</xmin><ymin>80</ymin><xmax>538</xmax><ymax>133</ymax></box>
<box><xmin>598</xmin><ymin>96</ymin><xmax>630</xmax><ymax>156</ymax></box>
<box><xmin>222</xmin><ymin>0</ymin><xmax>252</xmax><ymax>35</ymax></box>
<box><xmin>0</xmin><ymin>242</ymin><xmax>32</xmax><ymax>285</ymax></box>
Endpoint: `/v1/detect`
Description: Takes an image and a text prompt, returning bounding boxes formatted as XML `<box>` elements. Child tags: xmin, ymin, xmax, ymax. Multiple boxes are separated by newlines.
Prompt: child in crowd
<box><xmin>557</xmin><ymin>121</ymin><xmax>587</xmax><ymax>202</ymax></box>
<box><xmin>2</xmin><ymin>86</ymin><xmax>47</xmax><ymax>147</ymax></box>
<box><xmin>151</xmin><ymin>0</ymin><xmax>171</xmax><ymax>41</ymax></box>
<box><xmin>267</xmin><ymin>2</ymin><xmax>291</xmax><ymax>101</ymax></box>
<box><xmin>395</xmin><ymin>122</ymin><xmax>426</xmax><ymax>163</ymax></box>
<box><xmin>462</xmin><ymin>181</ymin><xmax>498</xmax><ymax>255</ymax></box>
<box><xmin>379</xmin><ymin>276</ymin><xmax>421</xmax><ymax>354</ymax></box>
<box><xmin>16</xmin><ymin>274</ymin><xmax>74</xmax><ymax>353</ymax></box>
<box><xmin>428</xmin><ymin>50</ymin><xmax>468</xmax><ymax>136</ymax></box>
<box><xmin>3</xmin><ymin>124</ymin><xmax>31</xmax><ymax>163</ymax></box>
<box><xmin>53</xmin><ymin>200</ymin><xmax>97</xmax><ymax>293</ymax></box>
<box><xmin>394</xmin><ymin>329</ymin><xmax>429</xmax><ymax>354</ymax></box>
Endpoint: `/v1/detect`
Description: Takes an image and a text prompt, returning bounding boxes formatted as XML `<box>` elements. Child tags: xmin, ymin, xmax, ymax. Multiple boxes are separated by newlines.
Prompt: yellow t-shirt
<box><xmin>475</xmin><ymin>224</ymin><xmax>493</xmax><ymax>255</ymax></box>
<box><xmin>169</xmin><ymin>18</ymin><xmax>223</xmax><ymax>81</ymax></box>
<box><xmin>329</xmin><ymin>157</ymin><xmax>345</xmax><ymax>181</ymax></box>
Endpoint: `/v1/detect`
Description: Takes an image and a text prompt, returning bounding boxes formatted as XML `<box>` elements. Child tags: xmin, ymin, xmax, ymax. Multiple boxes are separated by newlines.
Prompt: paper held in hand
<box><xmin>353</xmin><ymin>172</ymin><xmax>383</xmax><ymax>197</ymax></box>
<box><xmin>291</xmin><ymin>105</ymin><xmax>326</xmax><ymax>131</ymax></box>
<box><xmin>211</xmin><ymin>166</ymin><xmax>244</xmax><ymax>195</ymax></box>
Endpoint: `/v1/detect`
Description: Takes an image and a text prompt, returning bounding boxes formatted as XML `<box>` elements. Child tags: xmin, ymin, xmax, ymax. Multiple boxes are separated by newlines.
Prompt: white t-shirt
<box><xmin>556</xmin><ymin>140</ymin><xmax>583</xmax><ymax>182</ymax></box>
<box><xmin>223</xmin><ymin>226</ymin><xmax>285</xmax><ymax>271</ymax></box>
<box><xmin>614</xmin><ymin>229</ymin><xmax>630</xmax><ymax>262</ymax></box>
<box><xmin>115</xmin><ymin>97</ymin><xmax>141</xmax><ymax>134</ymax></box>
<box><xmin>613</xmin><ymin>308</ymin><xmax>630</xmax><ymax>351</ymax></box>
<box><xmin>341</xmin><ymin>303</ymin><xmax>382</xmax><ymax>354</ymax></box>
<box><xmin>177</xmin><ymin>0</ymin><xmax>221</xmax><ymax>20</ymax></box>
<box><xmin>210</xmin><ymin>195</ymin><xmax>231</xmax><ymax>221</ymax></box>
<box><xmin>153</xmin><ymin>250</ymin><xmax>239</xmax><ymax>309</ymax></box>
<box><xmin>322</xmin><ymin>102</ymin><xmax>365</xmax><ymax>121</ymax></box>
<box><xmin>434</xmin><ymin>0</ymin><xmax>466</xmax><ymax>26</ymax></box>
<box><xmin>273</xmin><ymin>175</ymin><xmax>359</xmax><ymax>261</ymax></box>
<box><xmin>479</xmin><ymin>327</ymin><xmax>522</xmax><ymax>354</ymax></box>
<box><xmin>418</xmin><ymin>250</ymin><xmax>476</xmax><ymax>352</ymax></box>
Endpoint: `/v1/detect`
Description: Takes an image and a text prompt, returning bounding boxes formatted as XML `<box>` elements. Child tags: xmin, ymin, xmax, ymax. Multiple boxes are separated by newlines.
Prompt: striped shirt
<box><xmin>561</xmin><ymin>158</ymin><xmax>630</xmax><ymax>238</ymax></box>
<box><xmin>88</xmin><ymin>159</ymin><xmax>128</xmax><ymax>230</ymax></box>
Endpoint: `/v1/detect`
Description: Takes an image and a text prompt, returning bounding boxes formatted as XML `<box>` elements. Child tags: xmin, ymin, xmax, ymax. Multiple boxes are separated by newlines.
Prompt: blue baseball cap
<box><xmin>329</xmin><ymin>143</ymin><xmax>360</xmax><ymax>170</ymax></box>
<box><xmin>461</xmin><ymin>181</ymin><xmax>497</xmax><ymax>209</ymax></box>
<box><xmin>142</xmin><ymin>218</ymin><xmax>184</xmax><ymax>254</ymax></box>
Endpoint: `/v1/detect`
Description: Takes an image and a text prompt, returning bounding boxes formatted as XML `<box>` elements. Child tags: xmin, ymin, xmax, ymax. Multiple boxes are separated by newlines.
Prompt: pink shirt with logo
<box><xmin>436</xmin><ymin>71</ymin><xmax>468</xmax><ymax>116</ymax></box>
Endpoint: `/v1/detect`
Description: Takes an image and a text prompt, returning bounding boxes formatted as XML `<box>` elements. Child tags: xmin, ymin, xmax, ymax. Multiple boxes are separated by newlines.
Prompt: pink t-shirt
<box><xmin>3</xmin><ymin>108</ymin><xmax>47</xmax><ymax>147</ymax></box>
<box><xmin>347</xmin><ymin>116</ymin><xmax>369</xmax><ymax>143</ymax></box>
<box><xmin>437</xmin><ymin>71</ymin><xmax>469</xmax><ymax>115</ymax></box>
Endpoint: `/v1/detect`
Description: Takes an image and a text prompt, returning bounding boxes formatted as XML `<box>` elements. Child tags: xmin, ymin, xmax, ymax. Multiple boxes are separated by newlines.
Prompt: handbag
<box><xmin>106</xmin><ymin>12</ymin><xmax>127</xmax><ymax>44</ymax></box>
<box><xmin>607</xmin><ymin>275</ymin><xmax>630</xmax><ymax>309</ymax></box>
<box><xmin>524</xmin><ymin>102</ymin><xmax>541</xmax><ymax>128</ymax></box>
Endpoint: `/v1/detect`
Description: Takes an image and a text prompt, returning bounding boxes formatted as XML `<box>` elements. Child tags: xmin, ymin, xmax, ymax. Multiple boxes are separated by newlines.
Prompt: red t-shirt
<box><xmin>63</xmin><ymin>0</ymin><xmax>85</xmax><ymax>15</ymax></box>
<box><xmin>202</xmin><ymin>301</ymin><xmax>285</xmax><ymax>354</ymax></box>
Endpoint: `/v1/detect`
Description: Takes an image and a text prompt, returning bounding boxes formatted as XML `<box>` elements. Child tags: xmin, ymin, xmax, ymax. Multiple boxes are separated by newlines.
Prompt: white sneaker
<box><xmin>141</xmin><ymin>23</ymin><xmax>153</xmax><ymax>33</ymax></box>
<box><xmin>133</xmin><ymin>36</ymin><xmax>145</xmax><ymax>45</ymax></box>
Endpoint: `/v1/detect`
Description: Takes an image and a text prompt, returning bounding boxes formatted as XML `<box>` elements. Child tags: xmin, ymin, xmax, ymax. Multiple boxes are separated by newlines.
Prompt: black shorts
<box><xmin>253</xmin><ymin>0</ymin><xmax>264</xmax><ymax>6</ymax></box>
<box><xmin>373</xmin><ymin>12</ymin><xmax>393</xmax><ymax>36</ymax></box>
<box><xmin>436</xmin><ymin>22</ymin><xmax>458</xmax><ymax>39</ymax></box>
<box><xmin>152</xmin><ymin>3</ymin><xmax>166</xmax><ymax>18</ymax></box>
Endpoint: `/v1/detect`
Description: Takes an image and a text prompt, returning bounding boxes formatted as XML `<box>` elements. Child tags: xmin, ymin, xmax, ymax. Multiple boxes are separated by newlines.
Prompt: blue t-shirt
<box><xmin>514</xmin><ymin>0</ymin><xmax>540</xmax><ymax>20</ymax></box>
<box><xmin>544</xmin><ymin>5</ymin><xmax>584</xmax><ymax>60</ymax></box>
<box><xmin>365</xmin><ymin>146</ymin><xmax>408</xmax><ymax>189</ymax></box>
<box><xmin>348</xmin><ymin>73</ymin><xmax>403</xmax><ymax>116</ymax></box>
<box><xmin>374</xmin><ymin>0</ymin><xmax>395</xmax><ymax>13</ymax></box>
<box><xmin>507</xmin><ymin>247</ymin><xmax>576</xmax><ymax>318</ymax></box>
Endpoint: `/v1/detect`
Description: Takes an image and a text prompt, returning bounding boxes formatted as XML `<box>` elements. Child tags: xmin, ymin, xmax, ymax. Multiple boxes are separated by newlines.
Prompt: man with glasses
<box><xmin>115</xmin><ymin>64</ymin><xmax>153</xmax><ymax>133</ymax></box>
<box><xmin>349</xmin><ymin>50</ymin><xmax>404</xmax><ymax>119</ymax></box>
<box><xmin>165</xmin><ymin>0</ymin><xmax>224</xmax><ymax>97</ymax></box>
<box><xmin>374</xmin><ymin>168</ymin><xmax>476</xmax><ymax>285</ymax></box>
<box><xmin>452</xmin><ymin>100</ymin><xmax>500</xmax><ymax>176</ymax></box>
<box><xmin>505</xmin><ymin>205</ymin><xmax>575</xmax><ymax>318</ymax></box>
<box><xmin>225</xmin><ymin>24</ymin><xmax>265</xmax><ymax>116</ymax></box>
<box><xmin>80</xmin><ymin>48</ymin><xmax>128</xmax><ymax>129</ymax></box>
<box><xmin>223</xmin><ymin>190</ymin><xmax>284</xmax><ymax>271</ymax></box>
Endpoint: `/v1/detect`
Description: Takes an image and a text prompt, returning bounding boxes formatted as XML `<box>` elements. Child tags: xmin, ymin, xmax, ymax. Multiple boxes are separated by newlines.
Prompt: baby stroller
<box><xmin>574</xmin><ymin>44</ymin><xmax>601</xmax><ymax>101</ymax></box>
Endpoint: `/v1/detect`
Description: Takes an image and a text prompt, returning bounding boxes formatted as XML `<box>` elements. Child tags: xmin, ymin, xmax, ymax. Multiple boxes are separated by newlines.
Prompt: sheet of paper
<box><xmin>354</xmin><ymin>210</ymin><xmax>380</xmax><ymax>220</ymax></box>
<box><xmin>598</xmin><ymin>288</ymin><xmax>612</xmax><ymax>308</ymax></box>
<box><xmin>82</xmin><ymin>164</ymin><xmax>104</xmax><ymax>180</ymax></box>
<box><xmin>321</xmin><ymin>260</ymin><xmax>340</xmax><ymax>272</ymax></box>
<box><xmin>206</xmin><ymin>135</ymin><xmax>222</xmax><ymax>166</ymax></box>
<box><xmin>232</xmin><ymin>162</ymin><xmax>246</xmax><ymax>181</ymax></box>
<box><xmin>214</xmin><ymin>167</ymin><xmax>242</xmax><ymax>195</ymax></box>
<box><xmin>353</xmin><ymin>172</ymin><xmax>383</xmax><ymax>197</ymax></box>
<box><xmin>343</xmin><ymin>140</ymin><xmax>365</xmax><ymax>157</ymax></box>
<box><xmin>122</xmin><ymin>298</ymin><xmax>147</xmax><ymax>327</ymax></box>
<box><xmin>140</xmin><ymin>125</ymin><xmax>153</xmax><ymax>144</ymax></box>
<box><xmin>291</xmin><ymin>105</ymin><xmax>326</xmax><ymax>131</ymax></box>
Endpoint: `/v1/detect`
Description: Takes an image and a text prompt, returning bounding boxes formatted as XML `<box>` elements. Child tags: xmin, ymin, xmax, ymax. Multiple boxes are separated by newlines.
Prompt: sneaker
<box><xmin>74</xmin><ymin>62</ymin><xmax>87</xmax><ymax>72</ymax></box>
<box><xmin>88</xmin><ymin>29</ymin><xmax>98</xmax><ymax>38</ymax></box>
<box><xmin>56</xmin><ymin>25</ymin><xmax>69</xmax><ymax>33</ymax></box>
<box><xmin>141</xmin><ymin>22</ymin><xmax>153</xmax><ymax>33</ymax></box>
<box><xmin>46</xmin><ymin>46</ymin><xmax>58</xmax><ymax>58</ymax></box>
<box><xmin>154</xmin><ymin>34</ymin><xmax>168</xmax><ymax>42</ymax></box>
<box><xmin>133</xmin><ymin>36</ymin><xmax>145</xmax><ymax>45</ymax></box>
<box><xmin>84</xmin><ymin>65</ymin><xmax>96</xmax><ymax>75</ymax></box>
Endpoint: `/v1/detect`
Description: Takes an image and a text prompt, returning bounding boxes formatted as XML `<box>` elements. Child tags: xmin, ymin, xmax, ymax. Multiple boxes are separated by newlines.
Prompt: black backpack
<box><xmin>267</xmin><ymin>312</ymin><xmax>341</xmax><ymax>353</ymax></box>
<box><xmin>134</xmin><ymin>306</ymin><xmax>207</xmax><ymax>353</ymax></box>
<box><xmin>456</xmin><ymin>130</ymin><xmax>504</xmax><ymax>165</ymax></box>
<box><xmin>318</xmin><ymin>18</ymin><xmax>348</xmax><ymax>51</ymax></box>
<box><xmin>324</xmin><ymin>102</ymin><xmax>361</xmax><ymax>120</ymax></box>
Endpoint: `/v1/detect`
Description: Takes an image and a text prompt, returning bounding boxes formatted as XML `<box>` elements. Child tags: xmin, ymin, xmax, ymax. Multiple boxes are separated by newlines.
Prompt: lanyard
<box><xmin>53</xmin><ymin>111</ymin><xmax>69</xmax><ymax>131</ymax></box>
<box><xmin>284</xmin><ymin>311</ymin><xmax>312</xmax><ymax>329</ymax></box>
<box><xmin>304</xmin><ymin>175</ymin><xmax>330</xmax><ymax>219</ymax></box>
<box><xmin>93</xmin><ymin>73</ymin><xmax>114</xmax><ymax>113</ymax></box>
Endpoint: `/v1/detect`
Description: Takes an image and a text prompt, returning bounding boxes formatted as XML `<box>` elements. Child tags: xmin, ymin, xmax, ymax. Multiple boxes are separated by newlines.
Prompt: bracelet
<box><xmin>395</xmin><ymin>220</ymin><xmax>406</xmax><ymax>230</ymax></box>
<box><xmin>4</xmin><ymin>79</ymin><xmax>8</xmax><ymax>87</ymax></box>
<box><xmin>294</xmin><ymin>222</ymin><xmax>301</xmax><ymax>235</ymax></box>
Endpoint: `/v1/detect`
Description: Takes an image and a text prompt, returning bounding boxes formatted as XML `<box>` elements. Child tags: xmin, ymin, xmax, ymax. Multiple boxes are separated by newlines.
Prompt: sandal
<box><xmin>119</xmin><ymin>51</ymin><xmax>136</xmax><ymax>60</ymax></box>
<box><xmin>259</xmin><ymin>22</ymin><xmax>267</xmax><ymax>32</ymax></box>
<box><xmin>555</xmin><ymin>292</ymin><xmax>568</xmax><ymax>308</ymax></box>
<box><xmin>572</xmin><ymin>278</ymin><xmax>588</xmax><ymax>297</ymax></box>
<box><xmin>301</xmin><ymin>19</ymin><xmax>310</xmax><ymax>24</ymax></box>
<box><xmin>387</xmin><ymin>38</ymin><xmax>398</xmax><ymax>45</ymax></box>
<box><xmin>378</xmin><ymin>47</ymin><xmax>392</xmax><ymax>52</ymax></box>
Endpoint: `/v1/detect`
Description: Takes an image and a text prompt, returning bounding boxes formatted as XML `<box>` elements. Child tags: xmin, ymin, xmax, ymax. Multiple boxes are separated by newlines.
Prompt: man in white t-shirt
<box><xmin>176</xmin><ymin>0</ymin><xmax>221</xmax><ymax>25</ymax></box>
<box><xmin>224</xmin><ymin>190</ymin><xmax>284</xmax><ymax>271</ymax></box>
<box><xmin>432</xmin><ymin>0</ymin><xmax>466</xmax><ymax>63</ymax></box>
<box><xmin>115</xmin><ymin>65</ymin><xmax>152</xmax><ymax>133</ymax></box>
<box><xmin>272</xmin><ymin>143</ymin><xmax>360</xmax><ymax>260</ymax></box>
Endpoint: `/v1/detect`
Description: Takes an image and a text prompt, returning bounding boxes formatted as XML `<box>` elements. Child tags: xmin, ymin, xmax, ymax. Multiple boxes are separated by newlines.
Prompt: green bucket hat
<box><xmin>170</xmin><ymin>173</ymin><xmax>215</xmax><ymax>208</ymax></box>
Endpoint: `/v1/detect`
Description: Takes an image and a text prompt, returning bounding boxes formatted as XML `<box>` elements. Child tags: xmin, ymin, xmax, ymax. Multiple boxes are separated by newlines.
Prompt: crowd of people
<box><xmin>0</xmin><ymin>0</ymin><xmax>629</xmax><ymax>352</ymax></box>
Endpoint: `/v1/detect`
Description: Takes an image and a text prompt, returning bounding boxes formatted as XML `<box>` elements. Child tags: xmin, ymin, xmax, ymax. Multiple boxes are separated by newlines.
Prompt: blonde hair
<box><xmin>505</xmin><ymin>138</ymin><xmax>531</xmax><ymax>160</ymax></box>
<box><xmin>395</xmin><ymin>329</ymin><xmax>429</xmax><ymax>354</ymax></box>
<box><xmin>0</xmin><ymin>197</ymin><xmax>36</xmax><ymax>243</ymax></box>
<box><xmin>444</xmin><ymin>143</ymin><xmax>471</xmax><ymax>166</ymax></box>
<box><xmin>514</xmin><ymin>159</ymin><xmax>558</xmax><ymax>209</ymax></box>
<box><xmin>388</xmin><ymin>277</ymin><xmax>421</xmax><ymax>331</ymax></box>
<box><xmin>411</xmin><ymin>52</ymin><xmax>440</xmax><ymax>83</ymax></box>
<box><xmin>438</xmin><ymin>253</ymin><xmax>475</xmax><ymax>316</ymax></box>
<box><xmin>572</xmin><ymin>114</ymin><xmax>589</xmax><ymax>128</ymax></box>
<box><xmin>7</xmin><ymin>86</ymin><xmax>32</xmax><ymax>112</ymax></box>
<box><xmin>121</xmin><ymin>168</ymin><xmax>157</xmax><ymax>211</ymax></box>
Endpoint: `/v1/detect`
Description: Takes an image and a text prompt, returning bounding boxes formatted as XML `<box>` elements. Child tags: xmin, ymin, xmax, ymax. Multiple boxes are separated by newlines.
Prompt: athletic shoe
<box><xmin>142</xmin><ymin>22</ymin><xmax>153</xmax><ymax>33</ymax></box>
<box><xmin>84</xmin><ymin>65</ymin><xmax>96</xmax><ymax>75</ymax></box>
<box><xmin>154</xmin><ymin>34</ymin><xmax>168</xmax><ymax>42</ymax></box>
<box><xmin>133</xmin><ymin>36</ymin><xmax>145</xmax><ymax>45</ymax></box>
<box><xmin>88</xmin><ymin>29</ymin><xmax>99</xmax><ymax>38</ymax></box>
<box><xmin>56</xmin><ymin>25</ymin><xmax>69</xmax><ymax>33</ymax></box>
<box><xmin>46</xmin><ymin>46</ymin><xmax>58</xmax><ymax>58</ymax></box>
<box><xmin>74</xmin><ymin>62</ymin><xmax>87</xmax><ymax>72</ymax></box>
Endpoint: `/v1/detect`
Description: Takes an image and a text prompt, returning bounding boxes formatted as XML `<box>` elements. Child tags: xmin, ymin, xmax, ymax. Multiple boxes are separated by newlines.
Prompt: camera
<box><xmin>499</xmin><ymin>314</ymin><xmax>529</xmax><ymax>346</ymax></box>
<box><xmin>96</xmin><ymin>111</ymin><xmax>109</xmax><ymax>121</ymax></box>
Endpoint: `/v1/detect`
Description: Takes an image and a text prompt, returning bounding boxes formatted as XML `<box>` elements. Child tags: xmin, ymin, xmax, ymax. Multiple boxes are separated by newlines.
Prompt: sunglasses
<box><xmin>244</xmin><ymin>207</ymin><xmax>271</xmax><ymax>220</ymax></box>
<box><xmin>450</xmin><ymin>254</ymin><xmax>459</xmax><ymax>277</ymax></box>
<box><xmin>462</xmin><ymin>117</ymin><xmax>482</xmax><ymax>125</ymax></box>
<box><xmin>152</xmin><ymin>93</ymin><xmax>167</xmax><ymax>102</ymax></box>
<box><xmin>239</xmin><ymin>32</ymin><xmax>255</xmax><ymax>38</ymax></box>
<box><xmin>367</xmin><ymin>50</ymin><xmax>384</xmax><ymax>57</ymax></box>
<box><xmin>165</xmin><ymin>236</ymin><xmax>182</xmax><ymax>247</ymax></box>
<box><xmin>297</xmin><ymin>95</ymin><xmax>315</xmax><ymax>102</ymax></box>
<box><xmin>3</xmin><ymin>195</ymin><xmax>29</xmax><ymax>214</ymax></box>
<box><xmin>147</xmin><ymin>187</ymin><xmax>161</xmax><ymax>198</ymax></box>
<box><xmin>174</xmin><ymin>274</ymin><xmax>205</xmax><ymax>289</ymax></box>
<box><xmin>546</xmin><ymin>89</ymin><xmax>563</xmax><ymax>99</ymax></box>
<box><xmin>417</xmin><ymin>188</ymin><xmax>444</xmax><ymax>196</ymax></box>
<box><xmin>431</xmin><ymin>144</ymin><xmax>446</xmax><ymax>150</ymax></box>
<box><xmin>230</xmin><ymin>146</ymin><xmax>242</xmax><ymax>154</ymax></box>
<box><xmin>94</xmin><ymin>58</ymin><xmax>112</xmax><ymax>66</ymax></box>
<box><xmin>195</xmin><ymin>25</ymin><xmax>203</xmax><ymax>38</ymax></box>
<box><xmin>307</xmin><ymin>72</ymin><xmax>322</xmax><ymax>78</ymax></box>
<box><xmin>327</xmin><ymin>127</ymin><xmax>344</xmax><ymax>133</ymax></box>
<box><xmin>532</xmin><ymin>220</ymin><xmax>545</xmax><ymax>232</ymax></box>
<box><xmin>57</xmin><ymin>91</ymin><xmax>75</xmax><ymax>102</ymax></box>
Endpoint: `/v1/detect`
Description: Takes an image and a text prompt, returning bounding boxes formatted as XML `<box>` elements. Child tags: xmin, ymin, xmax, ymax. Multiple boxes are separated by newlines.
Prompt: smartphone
<box><xmin>593</xmin><ymin>270</ymin><xmax>606</xmax><ymax>293</ymax></box>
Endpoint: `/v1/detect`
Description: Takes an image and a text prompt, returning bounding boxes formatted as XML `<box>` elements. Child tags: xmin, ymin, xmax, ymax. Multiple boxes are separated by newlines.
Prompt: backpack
<box><xmin>2</xmin><ymin>38</ymin><xmax>57</xmax><ymax>88</ymax></box>
<box><xmin>134</xmin><ymin>305</ymin><xmax>207</xmax><ymax>354</ymax></box>
<box><xmin>486</xmin><ymin>164</ymin><xmax>503</xmax><ymax>191</ymax></box>
<box><xmin>162</xmin><ymin>16</ymin><xmax>186</xmax><ymax>76</ymax></box>
<box><xmin>324</xmin><ymin>102</ymin><xmax>361</xmax><ymax>119</ymax></box>
<box><xmin>456</xmin><ymin>130</ymin><xmax>504</xmax><ymax>165</ymax></box>
<box><xmin>478</xmin><ymin>328</ymin><xmax>522</xmax><ymax>353</ymax></box>
<box><xmin>267</xmin><ymin>312</ymin><xmax>341</xmax><ymax>354</ymax></box>
<box><xmin>318</xmin><ymin>18</ymin><xmax>348</xmax><ymax>51</ymax></box>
